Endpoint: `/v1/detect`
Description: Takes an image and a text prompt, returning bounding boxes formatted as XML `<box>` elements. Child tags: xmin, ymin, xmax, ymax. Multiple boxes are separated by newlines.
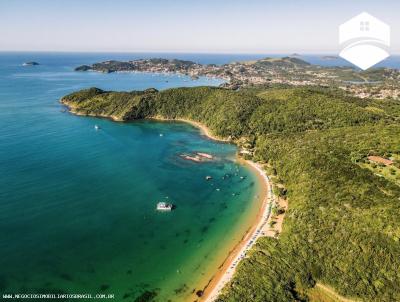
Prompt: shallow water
<box><xmin>0</xmin><ymin>53</ymin><xmax>259</xmax><ymax>301</ymax></box>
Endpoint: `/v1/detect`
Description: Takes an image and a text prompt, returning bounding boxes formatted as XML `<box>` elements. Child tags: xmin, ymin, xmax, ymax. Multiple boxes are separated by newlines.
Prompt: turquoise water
<box><xmin>0</xmin><ymin>53</ymin><xmax>260</xmax><ymax>301</ymax></box>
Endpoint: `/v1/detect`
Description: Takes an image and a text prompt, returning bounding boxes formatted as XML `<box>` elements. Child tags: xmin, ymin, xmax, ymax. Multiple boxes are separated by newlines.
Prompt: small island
<box><xmin>321</xmin><ymin>55</ymin><xmax>339</xmax><ymax>60</ymax></box>
<box><xmin>22</xmin><ymin>61</ymin><xmax>40</xmax><ymax>66</ymax></box>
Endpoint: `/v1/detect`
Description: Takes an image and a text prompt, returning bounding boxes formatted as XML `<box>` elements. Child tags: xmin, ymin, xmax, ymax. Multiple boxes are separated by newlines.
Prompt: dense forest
<box><xmin>62</xmin><ymin>86</ymin><xmax>400</xmax><ymax>302</ymax></box>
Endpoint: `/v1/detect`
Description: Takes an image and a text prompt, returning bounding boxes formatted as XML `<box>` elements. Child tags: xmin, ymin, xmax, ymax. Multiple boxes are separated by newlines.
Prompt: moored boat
<box><xmin>156</xmin><ymin>202</ymin><xmax>174</xmax><ymax>211</ymax></box>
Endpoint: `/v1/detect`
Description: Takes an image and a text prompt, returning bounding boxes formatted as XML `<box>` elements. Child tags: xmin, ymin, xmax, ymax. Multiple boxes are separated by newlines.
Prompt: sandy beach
<box><xmin>141</xmin><ymin>117</ymin><xmax>274</xmax><ymax>301</ymax></box>
<box><xmin>200</xmin><ymin>159</ymin><xmax>274</xmax><ymax>302</ymax></box>
<box><xmin>151</xmin><ymin>117</ymin><xmax>274</xmax><ymax>302</ymax></box>
<box><xmin>150</xmin><ymin>116</ymin><xmax>231</xmax><ymax>142</ymax></box>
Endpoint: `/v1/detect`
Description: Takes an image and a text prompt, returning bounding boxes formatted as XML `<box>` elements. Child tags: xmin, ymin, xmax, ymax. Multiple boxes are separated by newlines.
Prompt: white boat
<box><xmin>94</xmin><ymin>125</ymin><xmax>100</xmax><ymax>130</ymax></box>
<box><xmin>156</xmin><ymin>202</ymin><xmax>173</xmax><ymax>211</ymax></box>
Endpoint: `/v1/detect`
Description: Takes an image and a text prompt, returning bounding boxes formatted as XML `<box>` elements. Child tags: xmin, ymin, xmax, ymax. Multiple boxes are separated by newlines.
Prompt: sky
<box><xmin>1</xmin><ymin>0</ymin><xmax>400</xmax><ymax>54</ymax></box>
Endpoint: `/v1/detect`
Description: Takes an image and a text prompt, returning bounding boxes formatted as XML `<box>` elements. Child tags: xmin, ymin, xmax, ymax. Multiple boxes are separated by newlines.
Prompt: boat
<box><xmin>205</xmin><ymin>176</ymin><xmax>212</xmax><ymax>180</ymax></box>
<box><xmin>94</xmin><ymin>125</ymin><xmax>100</xmax><ymax>130</ymax></box>
<box><xmin>156</xmin><ymin>202</ymin><xmax>174</xmax><ymax>211</ymax></box>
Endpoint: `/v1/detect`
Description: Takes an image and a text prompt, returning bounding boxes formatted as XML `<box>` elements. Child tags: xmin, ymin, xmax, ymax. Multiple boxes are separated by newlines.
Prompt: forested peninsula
<box><xmin>74</xmin><ymin>56</ymin><xmax>400</xmax><ymax>99</ymax></box>
<box><xmin>61</xmin><ymin>85</ymin><xmax>400</xmax><ymax>302</ymax></box>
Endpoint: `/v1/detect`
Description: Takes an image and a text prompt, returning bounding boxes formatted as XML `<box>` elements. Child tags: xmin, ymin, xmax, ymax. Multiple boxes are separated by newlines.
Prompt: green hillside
<box><xmin>61</xmin><ymin>86</ymin><xmax>400</xmax><ymax>302</ymax></box>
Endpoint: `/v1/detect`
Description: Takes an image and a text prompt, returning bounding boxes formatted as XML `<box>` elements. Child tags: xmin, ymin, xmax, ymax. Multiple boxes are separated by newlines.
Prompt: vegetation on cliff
<box><xmin>61</xmin><ymin>86</ymin><xmax>400</xmax><ymax>302</ymax></box>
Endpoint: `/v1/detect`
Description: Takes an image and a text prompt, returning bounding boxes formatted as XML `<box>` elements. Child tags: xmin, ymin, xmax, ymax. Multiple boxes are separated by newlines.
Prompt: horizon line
<box><xmin>0</xmin><ymin>50</ymin><xmax>355</xmax><ymax>55</ymax></box>
<box><xmin>2</xmin><ymin>50</ymin><xmax>400</xmax><ymax>56</ymax></box>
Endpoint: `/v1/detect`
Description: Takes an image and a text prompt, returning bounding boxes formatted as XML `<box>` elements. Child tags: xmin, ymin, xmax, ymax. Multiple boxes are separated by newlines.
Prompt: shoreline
<box><xmin>60</xmin><ymin>105</ymin><xmax>274</xmax><ymax>302</ymax></box>
<box><xmin>199</xmin><ymin>158</ymin><xmax>274</xmax><ymax>302</ymax></box>
<box><xmin>149</xmin><ymin>116</ymin><xmax>231</xmax><ymax>143</ymax></box>
<box><xmin>153</xmin><ymin>117</ymin><xmax>274</xmax><ymax>302</ymax></box>
<box><xmin>88</xmin><ymin>69</ymin><xmax>230</xmax><ymax>83</ymax></box>
<box><xmin>159</xmin><ymin>117</ymin><xmax>274</xmax><ymax>302</ymax></box>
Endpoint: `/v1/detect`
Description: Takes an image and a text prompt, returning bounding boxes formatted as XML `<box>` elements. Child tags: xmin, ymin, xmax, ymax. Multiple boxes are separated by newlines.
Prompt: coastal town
<box><xmin>75</xmin><ymin>56</ymin><xmax>400</xmax><ymax>99</ymax></box>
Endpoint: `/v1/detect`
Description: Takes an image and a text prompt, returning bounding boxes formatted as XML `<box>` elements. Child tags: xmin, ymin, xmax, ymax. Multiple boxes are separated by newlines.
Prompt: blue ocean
<box><xmin>0</xmin><ymin>52</ymin><xmax>398</xmax><ymax>301</ymax></box>
<box><xmin>0</xmin><ymin>52</ymin><xmax>262</xmax><ymax>302</ymax></box>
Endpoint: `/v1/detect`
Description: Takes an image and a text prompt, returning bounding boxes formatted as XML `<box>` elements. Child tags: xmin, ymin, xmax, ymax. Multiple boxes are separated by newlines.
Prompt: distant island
<box><xmin>61</xmin><ymin>85</ymin><xmax>400</xmax><ymax>302</ymax></box>
<box><xmin>75</xmin><ymin>57</ymin><xmax>311</xmax><ymax>90</ymax></box>
<box><xmin>321</xmin><ymin>55</ymin><xmax>340</xmax><ymax>60</ymax></box>
<box><xmin>74</xmin><ymin>56</ymin><xmax>400</xmax><ymax>99</ymax></box>
<box><xmin>22</xmin><ymin>61</ymin><xmax>39</xmax><ymax>66</ymax></box>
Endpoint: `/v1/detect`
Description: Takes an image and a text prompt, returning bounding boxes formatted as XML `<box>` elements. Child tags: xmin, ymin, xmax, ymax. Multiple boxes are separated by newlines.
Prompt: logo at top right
<box><xmin>339</xmin><ymin>12</ymin><xmax>390</xmax><ymax>70</ymax></box>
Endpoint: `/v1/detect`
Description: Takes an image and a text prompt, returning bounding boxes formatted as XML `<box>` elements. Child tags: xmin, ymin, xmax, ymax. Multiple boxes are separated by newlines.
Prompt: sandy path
<box><xmin>315</xmin><ymin>283</ymin><xmax>361</xmax><ymax>302</ymax></box>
